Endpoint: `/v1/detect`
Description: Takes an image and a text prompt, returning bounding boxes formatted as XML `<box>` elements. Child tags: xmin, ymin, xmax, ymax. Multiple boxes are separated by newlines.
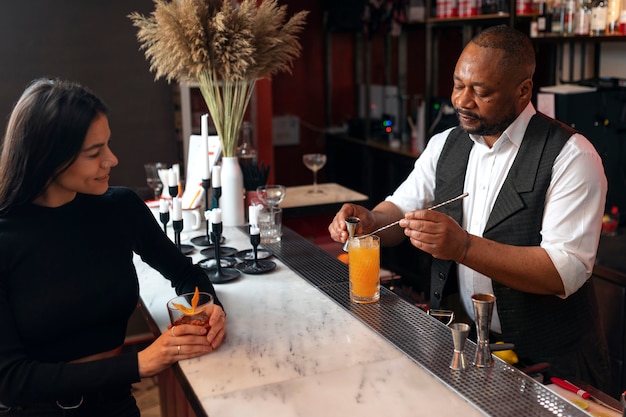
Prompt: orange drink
<box><xmin>167</xmin><ymin>291</ymin><xmax>214</xmax><ymax>331</ymax></box>
<box><xmin>348</xmin><ymin>235</ymin><xmax>380</xmax><ymax>303</ymax></box>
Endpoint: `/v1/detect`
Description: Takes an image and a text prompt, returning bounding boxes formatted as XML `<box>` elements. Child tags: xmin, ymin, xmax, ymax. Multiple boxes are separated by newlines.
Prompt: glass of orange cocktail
<box><xmin>167</xmin><ymin>291</ymin><xmax>214</xmax><ymax>331</ymax></box>
<box><xmin>348</xmin><ymin>235</ymin><xmax>380</xmax><ymax>303</ymax></box>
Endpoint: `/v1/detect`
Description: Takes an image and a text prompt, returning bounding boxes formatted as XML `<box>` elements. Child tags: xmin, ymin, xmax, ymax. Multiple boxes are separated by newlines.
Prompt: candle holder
<box><xmin>159</xmin><ymin>205</ymin><xmax>170</xmax><ymax>235</ymax></box>
<box><xmin>201</xmin><ymin>220</ymin><xmax>240</xmax><ymax>283</ymax></box>
<box><xmin>236</xmin><ymin>228</ymin><xmax>276</xmax><ymax>274</ymax></box>
<box><xmin>173</xmin><ymin>219</ymin><xmax>183</xmax><ymax>250</ymax></box>
<box><xmin>169</xmin><ymin>184</ymin><xmax>178</xmax><ymax>199</ymax></box>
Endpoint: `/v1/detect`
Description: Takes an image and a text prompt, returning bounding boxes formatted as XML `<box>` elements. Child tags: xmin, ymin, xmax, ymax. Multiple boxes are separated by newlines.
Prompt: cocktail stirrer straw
<box><xmin>358</xmin><ymin>192</ymin><xmax>469</xmax><ymax>238</ymax></box>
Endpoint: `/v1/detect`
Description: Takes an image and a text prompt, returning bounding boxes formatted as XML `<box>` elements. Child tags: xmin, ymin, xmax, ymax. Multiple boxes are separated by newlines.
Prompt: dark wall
<box><xmin>0</xmin><ymin>0</ymin><xmax>179</xmax><ymax>189</ymax></box>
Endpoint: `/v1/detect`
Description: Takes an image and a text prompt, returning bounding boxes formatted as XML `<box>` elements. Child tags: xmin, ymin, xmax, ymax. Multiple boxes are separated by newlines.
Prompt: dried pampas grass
<box><xmin>129</xmin><ymin>0</ymin><xmax>308</xmax><ymax>157</ymax></box>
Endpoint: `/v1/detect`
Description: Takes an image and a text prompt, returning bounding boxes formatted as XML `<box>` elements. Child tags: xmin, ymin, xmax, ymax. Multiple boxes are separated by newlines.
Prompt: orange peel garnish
<box><xmin>173</xmin><ymin>287</ymin><xmax>200</xmax><ymax>315</ymax></box>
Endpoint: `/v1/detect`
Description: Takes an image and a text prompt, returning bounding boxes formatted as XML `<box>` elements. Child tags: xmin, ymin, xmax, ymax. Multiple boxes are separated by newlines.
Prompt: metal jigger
<box><xmin>472</xmin><ymin>293</ymin><xmax>496</xmax><ymax>368</ymax></box>
<box><xmin>450</xmin><ymin>323</ymin><xmax>471</xmax><ymax>370</ymax></box>
<box><xmin>343</xmin><ymin>217</ymin><xmax>360</xmax><ymax>252</ymax></box>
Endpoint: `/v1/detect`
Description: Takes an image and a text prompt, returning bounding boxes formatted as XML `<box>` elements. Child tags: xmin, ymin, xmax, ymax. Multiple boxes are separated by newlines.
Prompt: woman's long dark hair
<box><xmin>0</xmin><ymin>78</ymin><xmax>109</xmax><ymax>214</ymax></box>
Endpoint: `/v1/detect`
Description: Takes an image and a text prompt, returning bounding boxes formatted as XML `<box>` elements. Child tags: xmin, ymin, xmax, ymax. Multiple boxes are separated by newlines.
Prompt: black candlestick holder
<box><xmin>173</xmin><ymin>219</ymin><xmax>183</xmax><ymax>250</ymax></box>
<box><xmin>202</xmin><ymin>221</ymin><xmax>240</xmax><ymax>284</ymax></box>
<box><xmin>191</xmin><ymin>178</ymin><xmax>213</xmax><ymax>247</ymax></box>
<box><xmin>160</xmin><ymin>210</ymin><xmax>170</xmax><ymax>235</ymax></box>
<box><xmin>236</xmin><ymin>229</ymin><xmax>276</xmax><ymax>274</ymax></box>
<box><xmin>169</xmin><ymin>185</ymin><xmax>179</xmax><ymax>199</ymax></box>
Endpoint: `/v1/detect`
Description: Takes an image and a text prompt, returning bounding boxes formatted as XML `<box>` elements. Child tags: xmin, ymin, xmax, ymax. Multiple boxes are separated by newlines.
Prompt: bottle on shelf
<box><xmin>590</xmin><ymin>0</ymin><xmax>608</xmax><ymax>34</ymax></box>
<box><xmin>605</xmin><ymin>0</ymin><xmax>621</xmax><ymax>32</ymax></box>
<box><xmin>537</xmin><ymin>0</ymin><xmax>553</xmax><ymax>33</ymax></box>
<box><xmin>551</xmin><ymin>0</ymin><xmax>565</xmax><ymax>33</ymax></box>
<box><xmin>574</xmin><ymin>0</ymin><xmax>592</xmax><ymax>34</ymax></box>
<box><xmin>563</xmin><ymin>0</ymin><xmax>577</xmax><ymax>33</ymax></box>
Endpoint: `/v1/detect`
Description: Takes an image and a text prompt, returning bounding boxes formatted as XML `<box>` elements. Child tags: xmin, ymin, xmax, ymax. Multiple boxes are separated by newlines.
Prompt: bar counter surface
<box><xmin>134</xmin><ymin>226</ymin><xmax>590</xmax><ymax>417</ymax></box>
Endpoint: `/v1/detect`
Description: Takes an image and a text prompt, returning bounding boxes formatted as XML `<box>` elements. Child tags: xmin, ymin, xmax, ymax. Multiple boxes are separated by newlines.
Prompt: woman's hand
<box><xmin>137</xmin><ymin>304</ymin><xmax>227</xmax><ymax>378</ymax></box>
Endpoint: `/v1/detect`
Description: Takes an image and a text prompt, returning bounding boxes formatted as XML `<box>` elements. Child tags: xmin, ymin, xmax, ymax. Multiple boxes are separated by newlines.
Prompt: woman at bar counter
<box><xmin>0</xmin><ymin>78</ymin><xmax>226</xmax><ymax>416</ymax></box>
<box><xmin>329</xmin><ymin>25</ymin><xmax>611</xmax><ymax>392</ymax></box>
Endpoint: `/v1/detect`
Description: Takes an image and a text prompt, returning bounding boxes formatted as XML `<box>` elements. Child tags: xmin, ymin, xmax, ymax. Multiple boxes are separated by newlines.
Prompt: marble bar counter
<box><xmin>134</xmin><ymin>226</ymin><xmax>588</xmax><ymax>417</ymax></box>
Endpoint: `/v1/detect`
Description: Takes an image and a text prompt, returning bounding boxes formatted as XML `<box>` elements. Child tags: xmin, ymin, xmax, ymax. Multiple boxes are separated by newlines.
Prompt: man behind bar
<box><xmin>329</xmin><ymin>25</ymin><xmax>610</xmax><ymax>391</ymax></box>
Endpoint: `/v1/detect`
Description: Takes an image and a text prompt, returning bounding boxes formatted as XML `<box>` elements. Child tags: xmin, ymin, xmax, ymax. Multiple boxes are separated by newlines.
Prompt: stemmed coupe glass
<box><xmin>256</xmin><ymin>184</ymin><xmax>286</xmax><ymax>210</ymax></box>
<box><xmin>302</xmin><ymin>153</ymin><xmax>326</xmax><ymax>194</ymax></box>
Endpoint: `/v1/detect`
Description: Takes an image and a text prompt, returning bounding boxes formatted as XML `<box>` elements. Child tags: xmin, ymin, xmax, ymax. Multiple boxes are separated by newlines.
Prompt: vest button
<box><xmin>438</xmin><ymin>272</ymin><xmax>446</xmax><ymax>281</ymax></box>
<box><xmin>434</xmin><ymin>291</ymin><xmax>441</xmax><ymax>300</ymax></box>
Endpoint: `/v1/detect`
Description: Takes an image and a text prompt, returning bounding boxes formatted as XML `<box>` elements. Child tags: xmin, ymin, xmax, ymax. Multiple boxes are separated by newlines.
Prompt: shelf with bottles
<box><xmin>526</xmin><ymin>0</ymin><xmax>626</xmax><ymax>40</ymax></box>
<box><xmin>530</xmin><ymin>31</ymin><xmax>626</xmax><ymax>40</ymax></box>
<box><xmin>425</xmin><ymin>12</ymin><xmax>512</xmax><ymax>24</ymax></box>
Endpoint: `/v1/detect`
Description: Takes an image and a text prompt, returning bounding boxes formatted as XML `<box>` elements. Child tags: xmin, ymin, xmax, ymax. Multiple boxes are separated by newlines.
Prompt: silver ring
<box><xmin>177</xmin><ymin>345</ymin><xmax>181</xmax><ymax>355</ymax></box>
<box><xmin>171</xmin><ymin>327</ymin><xmax>176</xmax><ymax>337</ymax></box>
<box><xmin>56</xmin><ymin>396</ymin><xmax>84</xmax><ymax>410</ymax></box>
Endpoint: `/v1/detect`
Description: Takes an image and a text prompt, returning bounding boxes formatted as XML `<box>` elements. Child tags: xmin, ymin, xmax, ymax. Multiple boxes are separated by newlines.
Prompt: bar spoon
<box><xmin>357</xmin><ymin>192</ymin><xmax>469</xmax><ymax>239</ymax></box>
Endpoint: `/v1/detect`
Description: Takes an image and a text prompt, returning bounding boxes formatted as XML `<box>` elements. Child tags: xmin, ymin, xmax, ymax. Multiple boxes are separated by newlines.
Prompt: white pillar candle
<box><xmin>173</xmin><ymin>197</ymin><xmax>182</xmax><ymax>221</ymax></box>
<box><xmin>201</xmin><ymin>114</ymin><xmax>210</xmax><ymax>179</ymax></box>
<box><xmin>173</xmin><ymin>164</ymin><xmax>181</xmax><ymax>185</ymax></box>
<box><xmin>159</xmin><ymin>198</ymin><xmax>169</xmax><ymax>214</ymax></box>
<box><xmin>212</xmin><ymin>165</ymin><xmax>221</xmax><ymax>188</ymax></box>
<box><xmin>250</xmin><ymin>225</ymin><xmax>260</xmax><ymax>235</ymax></box>
<box><xmin>211</xmin><ymin>208</ymin><xmax>222</xmax><ymax>224</ymax></box>
<box><xmin>248</xmin><ymin>204</ymin><xmax>259</xmax><ymax>225</ymax></box>
<box><xmin>168</xmin><ymin>168</ymin><xmax>177</xmax><ymax>188</ymax></box>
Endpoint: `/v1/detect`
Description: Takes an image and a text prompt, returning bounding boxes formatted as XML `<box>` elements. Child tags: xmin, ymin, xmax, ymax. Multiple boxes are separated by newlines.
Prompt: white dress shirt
<box><xmin>386</xmin><ymin>102</ymin><xmax>607</xmax><ymax>332</ymax></box>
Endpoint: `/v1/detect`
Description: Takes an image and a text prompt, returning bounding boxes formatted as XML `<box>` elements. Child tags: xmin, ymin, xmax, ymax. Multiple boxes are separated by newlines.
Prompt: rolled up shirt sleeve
<box><xmin>541</xmin><ymin>133</ymin><xmax>607</xmax><ymax>297</ymax></box>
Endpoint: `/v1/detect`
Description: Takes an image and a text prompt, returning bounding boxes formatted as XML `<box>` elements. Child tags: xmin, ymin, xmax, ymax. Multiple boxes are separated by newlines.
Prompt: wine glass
<box><xmin>144</xmin><ymin>162</ymin><xmax>166</xmax><ymax>200</ymax></box>
<box><xmin>302</xmin><ymin>153</ymin><xmax>327</xmax><ymax>194</ymax></box>
<box><xmin>256</xmin><ymin>185</ymin><xmax>286</xmax><ymax>210</ymax></box>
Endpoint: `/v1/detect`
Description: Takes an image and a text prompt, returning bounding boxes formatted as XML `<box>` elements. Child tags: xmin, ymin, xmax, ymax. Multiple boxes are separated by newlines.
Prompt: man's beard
<box><xmin>456</xmin><ymin>109</ymin><xmax>517</xmax><ymax>137</ymax></box>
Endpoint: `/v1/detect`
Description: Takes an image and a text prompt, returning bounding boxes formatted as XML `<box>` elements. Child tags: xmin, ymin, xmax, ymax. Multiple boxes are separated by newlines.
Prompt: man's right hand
<box><xmin>328</xmin><ymin>203</ymin><xmax>371</xmax><ymax>243</ymax></box>
<box><xmin>328</xmin><ymin>201</ymin><xmax>405</xmax><ymax>245</ymax></box>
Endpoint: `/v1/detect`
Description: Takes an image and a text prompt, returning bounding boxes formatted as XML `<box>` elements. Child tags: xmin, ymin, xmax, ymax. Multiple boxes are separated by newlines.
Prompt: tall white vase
<box><xmin>219</xmin><ymin>156</ymin><xmax>245</xmax><ymax>226</ymax></box>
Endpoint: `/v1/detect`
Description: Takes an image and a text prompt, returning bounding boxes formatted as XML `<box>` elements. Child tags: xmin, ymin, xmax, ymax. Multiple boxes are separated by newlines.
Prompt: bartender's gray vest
<box><xmin>429</xmin><ymin>113</ymin><xmax>601</xmax><ymax>360</ymax></box>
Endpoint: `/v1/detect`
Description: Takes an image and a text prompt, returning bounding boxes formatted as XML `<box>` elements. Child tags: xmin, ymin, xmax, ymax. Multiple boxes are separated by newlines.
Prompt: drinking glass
<box><xmin>348</xmin><ymin>235</ymin><xmax>380</xmax><ymax>304</ymax></box>
<box><xmin>144</xmin><ymin>162</ymin><xmax>166</xmax><ymax>200</ymax></box>
<box><xmin>302</xmin><ymin>153</ymin><xmax>327</xmax><ymax>194</ymax></box>
<box><xmin>167</xmin><ymin>291</ymin><xmax>214</xmax><ymax>331</ymax></box>
<box><xmin>256</xmin><ymin>185</ymin><xmax>286</xmax><ymax>209</ymax></box>
<box><xmin>256</xmin><ymin>185</ymin><xmax>286</xmax><ymax>244</ymax></box>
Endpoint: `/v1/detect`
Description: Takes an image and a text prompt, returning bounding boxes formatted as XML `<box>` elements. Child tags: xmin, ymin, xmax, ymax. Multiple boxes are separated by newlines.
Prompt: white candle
<box><xmin>173</xmin><ymin>164</ymin><xmax>180</xmax><ymax>185</ymax></box>
<box><xmin>248</xmin><ymin>204</ymin><xmax>257</xmax><ymax>225</ymax></box>
<box><xmin>173</xmin><ymin>197</ymin><xmax>182</xmax><ymax>221</ymax></box>
<box><xmin>159</xmin><ymin>198</ymin><xmax>169</xmax><ymax>214</ymax></box>
<box><xmin>250</xmin><ymin>225</ymin><xmax>260</xmax><ymax>235</ymax></box>
<box><xmin>212</xmin><ymin>165</ymin><xmax>221</xmax><ymax>188</ymax></box>
<box><xmin>211</xmin><ymin>208</ymin><xmax>222</xmax><ymax>224</ymax></box>
<box><xmin>168</xmin><ymin>168</ymin><xmax>177</xmax><ymax>188</ymax></box>
<box><xmin>201</xmin><ymin>114</ymin><xmax>210</xmax><ymax>179</ymax></box>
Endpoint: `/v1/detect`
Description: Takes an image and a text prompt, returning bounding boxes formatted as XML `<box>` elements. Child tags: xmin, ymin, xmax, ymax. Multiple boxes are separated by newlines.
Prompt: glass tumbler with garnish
<box><xmin>167</xmin><ymin>288</ymin><xmax>214</xmax><ymax>331</ymax></box>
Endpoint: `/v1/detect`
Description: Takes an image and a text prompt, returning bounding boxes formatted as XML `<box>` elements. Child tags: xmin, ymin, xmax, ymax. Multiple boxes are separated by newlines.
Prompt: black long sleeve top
<box><xmin>0</xmin><ymin>187</ymin><xmax>222</xmax><ymax>405</ymax></box>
